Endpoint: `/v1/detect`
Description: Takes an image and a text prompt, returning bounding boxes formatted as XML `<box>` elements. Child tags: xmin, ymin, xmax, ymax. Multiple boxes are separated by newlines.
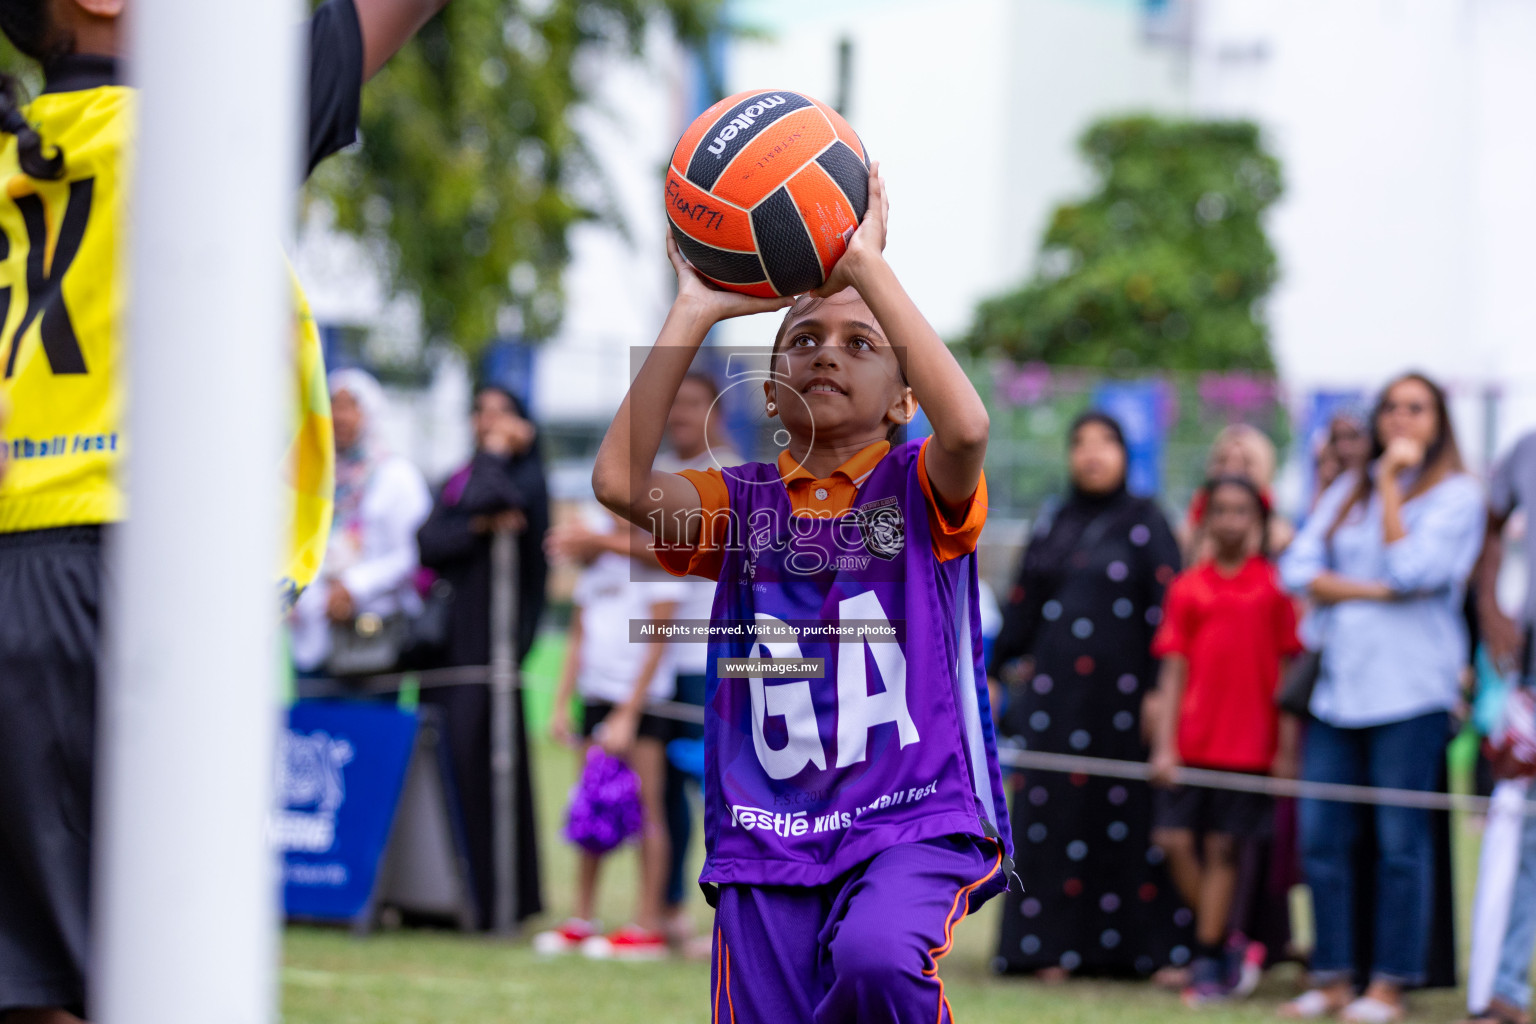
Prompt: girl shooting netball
<box><xmin>593</xmin><ymin>146</ymin><xmax>1013</xmax><ymax>1022</ymax></box>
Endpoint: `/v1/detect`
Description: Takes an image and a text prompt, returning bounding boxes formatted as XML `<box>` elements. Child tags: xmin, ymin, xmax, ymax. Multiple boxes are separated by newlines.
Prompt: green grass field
<box><xmin>279</xmin><ymin>635</ymin><xmax>1477</xmax><ymax>1023</ymax></box>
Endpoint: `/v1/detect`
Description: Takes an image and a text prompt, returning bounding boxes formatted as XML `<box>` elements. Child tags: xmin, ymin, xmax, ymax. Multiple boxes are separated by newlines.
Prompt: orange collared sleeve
<box><xmin>916</xmin><ymin>436</ymin><xmax>987</xmax><ymax>562</ymax></box>
<box><xmin>654</xmin><ymin>467</ymin><xmax>732</xmax><ymax>581</ymax></box>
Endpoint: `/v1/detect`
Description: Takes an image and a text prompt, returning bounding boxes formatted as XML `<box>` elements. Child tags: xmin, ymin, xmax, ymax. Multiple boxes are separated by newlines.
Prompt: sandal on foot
<box><xmin>1154</xmin><ymin>965</ymin><xmax>1192</xmax><ymax>991</ymax></box>
<box><xmin>1280</xmin><ymin>990</ymin><xmax>1347</xmax><ymax>1020</ymax></box>
<box><xmin>1460</xmin><ymin>997</ymin><xmax>1531</xmax><ymax>1024</ymax></box>
<box><xmin>1341</xmin><ymin>996</ymin><xmax>1404</xmax><ymax>1024</ymax></box>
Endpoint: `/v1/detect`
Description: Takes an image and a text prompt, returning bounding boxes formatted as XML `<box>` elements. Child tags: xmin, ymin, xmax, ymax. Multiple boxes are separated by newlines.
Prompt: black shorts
<box><xmin>0</xmin><ymin>526</ymin><xmax>103</xmax><ymax>1015</ymax></box>
<box><xmin>580</xmin><ymin>699</ymin><xmax>672</xmax><ymax>744</ymax></box>
<box><xmin>1152</xmin><ymin>782</ymin><xmax>1274</xmax><ymax>840</ymax></box>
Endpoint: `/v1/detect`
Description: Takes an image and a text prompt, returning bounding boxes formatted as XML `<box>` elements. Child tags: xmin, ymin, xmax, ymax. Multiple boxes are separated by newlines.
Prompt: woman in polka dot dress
<box><xmin>989</xmin><ymin>412</ymin><xmax>1192</xmax><ymax>978</ymax></box>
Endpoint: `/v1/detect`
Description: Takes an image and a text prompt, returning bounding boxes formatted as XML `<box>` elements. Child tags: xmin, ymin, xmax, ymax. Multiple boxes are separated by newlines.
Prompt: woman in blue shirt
<box><xmin>1278</xmin><ymin>372</ymin><xmax>1483</xmax><ymax>1023</ymax></box>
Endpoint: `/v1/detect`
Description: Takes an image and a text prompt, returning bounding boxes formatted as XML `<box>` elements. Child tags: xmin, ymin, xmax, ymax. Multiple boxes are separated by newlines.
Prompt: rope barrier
<box><xmin>300</xmin><ymin>663</ymin><xmax>1520</xmax><ymax>813</ymax></box>
<box><xmin>297</xmin><ymin>664</ymin><xmax>707</xmax><ymax>725</ymax></box>
<box><xmin>995</xmin><ymin>745</ymin><xmax>1531</xmax><ymax>814</ymax></box>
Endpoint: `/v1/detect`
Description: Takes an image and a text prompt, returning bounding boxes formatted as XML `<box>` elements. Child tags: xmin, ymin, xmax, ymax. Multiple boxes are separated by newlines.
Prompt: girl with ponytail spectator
<box><xmin>1150</xmin><ymin>476</ymin><xmax>1302</xmax><ymax>1006</ymax></box>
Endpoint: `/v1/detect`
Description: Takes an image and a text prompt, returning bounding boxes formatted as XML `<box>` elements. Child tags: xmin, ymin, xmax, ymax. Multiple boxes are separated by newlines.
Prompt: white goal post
<box><xmin>96</xmin><ymin>1</ymin><xmax>299</xmax><ymax>1021</ymax></box>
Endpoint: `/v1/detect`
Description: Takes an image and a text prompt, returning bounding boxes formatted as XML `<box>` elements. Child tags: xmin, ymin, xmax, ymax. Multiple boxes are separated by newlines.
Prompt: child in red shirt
<box><xmin>1149</xmin><ymin>475</ymin><xmax>1303</xmax><ymax>1006</ymax></box>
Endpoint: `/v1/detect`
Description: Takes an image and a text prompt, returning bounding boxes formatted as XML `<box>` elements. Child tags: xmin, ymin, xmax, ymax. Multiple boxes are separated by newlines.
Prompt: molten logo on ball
<box><xmin>667</xmin><ymin>88</ymin><xmax>870</xmax><ymax>297</ymax></box>
<box><xmin>706</xmin><ymin>94</ymin><xmax>788</xmax><ymax>156</ymax></box>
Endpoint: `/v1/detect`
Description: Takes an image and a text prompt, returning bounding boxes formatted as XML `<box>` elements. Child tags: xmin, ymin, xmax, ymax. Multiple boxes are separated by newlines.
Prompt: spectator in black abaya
<box><xmin>416</xmin><ymin>384</ymin><xmax>550</xmax><ymax>928</ymax></box>
<box><xmin>989</xmin><ymin>411</ymin><xmax>1190</xmax><ymax>979</ymax></box>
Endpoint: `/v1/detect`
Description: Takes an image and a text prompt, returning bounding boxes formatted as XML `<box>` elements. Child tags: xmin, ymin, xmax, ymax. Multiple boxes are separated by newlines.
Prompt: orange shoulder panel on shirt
<box><xmin>655</xmin><ymin>467</ymin><xmax>732</xmax><ymax>581</ymax></box>
<box><xmin>916</xmin><ymin>437</ymin><xmax>988</xmax><ymax>562</ymax></box>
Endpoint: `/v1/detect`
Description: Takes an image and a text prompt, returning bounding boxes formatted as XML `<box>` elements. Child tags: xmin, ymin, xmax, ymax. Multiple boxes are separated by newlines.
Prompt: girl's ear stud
<box><xmin>766</xmin><ymin>402</ymin><xmax>776</xmax><ymax>413</ymax></box>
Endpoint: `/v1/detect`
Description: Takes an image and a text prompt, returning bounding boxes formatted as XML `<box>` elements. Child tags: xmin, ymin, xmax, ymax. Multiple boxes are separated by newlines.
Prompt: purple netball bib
<box><xmin>698</xmin><ymin>440</ymin><xmax>1012</xmax><ymax>889</ymax></box>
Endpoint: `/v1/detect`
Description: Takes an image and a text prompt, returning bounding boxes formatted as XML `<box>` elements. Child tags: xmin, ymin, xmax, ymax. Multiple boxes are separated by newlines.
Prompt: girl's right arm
<box><xmin>549</xmin><ymin>605</ymin><xmax>584</xmax><ymax>746</ymax></box>
<box><xmin>591</xmin><ymin>238</ymin><xmax>788</xmax><ymax>540</ymax></box>
<box><xmin>1273</xmin><ymin>705</ymin><xmax>1300</xmax><ymax>780</ymax></box>
<box><xmin>598</xmin><ymin>598</ymin><xmax>681</xmax><ymax>757</ymax></box>
<box><xmin>1149</xmin><ymin>654</ymin><xmax>1187</xmax><ymax>787</ymax></box>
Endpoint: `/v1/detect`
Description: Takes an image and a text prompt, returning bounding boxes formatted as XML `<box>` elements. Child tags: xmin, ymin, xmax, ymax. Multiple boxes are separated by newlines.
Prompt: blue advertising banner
<box><xmin>1092</xmin><ymin>380</ymin><xmax>1169</xmax><ymax>497</ymax></box>
<box><xmin>277</xmin><ymin>702</ymin><xmax>417</xmax><ymax>920</ymax></box>
<box><xmin>480</xmin><ymin>339</ymin><xmax>538</xmax><ymax>417</ymax></box>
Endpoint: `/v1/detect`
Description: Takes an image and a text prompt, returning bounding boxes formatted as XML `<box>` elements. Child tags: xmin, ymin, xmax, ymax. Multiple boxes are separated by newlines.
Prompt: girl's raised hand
<box><xmin>667</xmin><ymin>235</ymin><xmax>792</xmax><ymax>323</ymax></box>
<box><xmin>814</xmin><ymin>161</ymin><xmax>888</xmax><ymax>298</ymax></box>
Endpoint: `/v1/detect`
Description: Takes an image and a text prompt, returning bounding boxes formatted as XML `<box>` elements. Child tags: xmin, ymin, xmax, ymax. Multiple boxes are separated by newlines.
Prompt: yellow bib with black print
<box><xmin>0</xmin><ymin>84</ymin><xmax>334</xmax><ymax>599</ymax></box>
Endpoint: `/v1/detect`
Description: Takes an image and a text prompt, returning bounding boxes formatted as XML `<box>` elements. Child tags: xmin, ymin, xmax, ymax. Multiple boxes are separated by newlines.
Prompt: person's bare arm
<box><xmin>549</xmin><ymin>605</ymin><xmax>584</xmax><ymax>746</ymax></box>
<box><xmin>592</xmin><ymin>239</ymin><xmax>786</xmax><ymax>537</ymax></box>
<box><xmin>354</xmin><ymin>0</ymin><xmax>451</xmax><ymax>80</ymax></box>
<box><xmin>546</xmin><ymin>521</ymin><xmax>663</xmax><ymax>570</ymax></box>
<box><xmin>600</xmin><ymin>599</ymin><xmax>680</xmax><ymax>757</ymax></box>
<box><xmin>1478</xmin><ymin>509</ymin><xmax>1522</xmax><ymax>672</ymax></box>
<box><xmin>622</xmin><ymin>599</ymin><xmax>679</xmax><ymax>714</ymax></box>
<box><xmin>1149</xmin><ymin>655</ymin><xmax>1187</xmax><ymax>787</ymax></box>
<box><xmin>818</xmin><ymin>165</ymin><xmax>988</xmax><ymax>508</ymax></box>
<box><xmin>1273</xmin><ymin>706</ymin><xmax>1300</xmax><ymax>780</ymax></box>
<box><xmin>1377</xmin><ymin>437</ymin><xmax>1424</xmax><ymax>543</ymax></box>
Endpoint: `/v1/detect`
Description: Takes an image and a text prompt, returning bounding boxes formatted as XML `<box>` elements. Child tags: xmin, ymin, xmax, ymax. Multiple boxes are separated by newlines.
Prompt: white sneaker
<box><xmin>532</xmin><ymin>918</ymin><xmax>599</xmax><ymax>954</ymax></box>
<box><xmin>581</xmin><ymin>924</ymin><xmax>669</xmax><ymax>961</ymax></box>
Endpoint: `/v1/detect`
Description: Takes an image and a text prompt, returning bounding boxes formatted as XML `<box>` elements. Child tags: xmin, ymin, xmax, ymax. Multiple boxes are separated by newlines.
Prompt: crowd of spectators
<box><xmin>288</xmin><ymin>372</ymin><xmax>551</xmax><ymax>931</ymax></box>
<box><xmin>289</xmin><ymin>365</ymin><xmax>1536</xmax><ymax>1017</ymax></box>
<box><xmin>988</xmin><ymin>369</ymin><xmax>1530</xmax><ymax>1022</ymax></box>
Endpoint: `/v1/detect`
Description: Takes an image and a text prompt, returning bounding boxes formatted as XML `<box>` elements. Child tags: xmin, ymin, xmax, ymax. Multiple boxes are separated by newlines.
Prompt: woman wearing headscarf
<box><xmin>990</xmin><ymin>411</ymin><xmax>1190</xmax><ymax>978</ymax></box>
<box><xmin>416</xmin><ymin>383</ymin><xmax>550</xmax><ymax>928</ymax></box>
<box><xmin>289</xmin><ymin>369</ymin><xmax>431</xmax><ymax>675</ymax></box>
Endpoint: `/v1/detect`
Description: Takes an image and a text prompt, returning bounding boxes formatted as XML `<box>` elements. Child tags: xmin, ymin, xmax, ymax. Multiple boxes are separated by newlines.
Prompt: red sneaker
<box><xmin>1230</xmin><ymin>937</ymin><xmax>1267</xmax><ymax>999</ymax></box>
<box><xmin>532</xmin><ymin>918</ymin><xmax>599</xmax><ymax>954</ymax></box>
<box><xmin>581</xmin><ymin>924</ymin><xmax>669</xmax><ymax>961</ymax></box>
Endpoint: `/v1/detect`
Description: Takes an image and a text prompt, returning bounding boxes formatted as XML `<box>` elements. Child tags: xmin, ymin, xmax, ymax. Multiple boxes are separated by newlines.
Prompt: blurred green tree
<box><xmin>961</xmin><ymin>115</ymin><xmax>1283</xmax><ymax>372</ymax></box>
<box><xmin>306</xmin><ymin>0</ymin><xmax>724</xmax><ymax>352</ymax></box>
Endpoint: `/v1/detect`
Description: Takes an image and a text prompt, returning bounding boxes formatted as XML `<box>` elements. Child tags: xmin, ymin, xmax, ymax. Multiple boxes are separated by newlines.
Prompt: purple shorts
<box><xmin>709</xmin><ymin>835</ymin><xmax>1004</xmax><ymax>1024</ymax></box>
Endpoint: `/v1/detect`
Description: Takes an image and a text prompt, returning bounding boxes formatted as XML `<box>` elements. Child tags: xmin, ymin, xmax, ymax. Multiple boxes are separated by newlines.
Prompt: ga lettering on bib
<box><xmin>699</xmin><ymin>441</ymin><xmax>1012</xmax><ymax>889</ymax></box>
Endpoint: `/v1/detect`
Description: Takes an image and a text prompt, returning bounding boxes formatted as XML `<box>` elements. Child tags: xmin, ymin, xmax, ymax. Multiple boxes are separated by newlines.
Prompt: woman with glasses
<box><xmin>1278</xmin><ymin>373</ymin><xmax>1483</xmax><ymax>1023</ymax></box>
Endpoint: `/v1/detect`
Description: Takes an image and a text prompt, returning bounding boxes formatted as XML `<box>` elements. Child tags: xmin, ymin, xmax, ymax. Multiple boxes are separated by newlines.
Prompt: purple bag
<box><xmin>563</xmin><ymin>746</ymin><xmax>644</xmax><ymax>855</ymax></box>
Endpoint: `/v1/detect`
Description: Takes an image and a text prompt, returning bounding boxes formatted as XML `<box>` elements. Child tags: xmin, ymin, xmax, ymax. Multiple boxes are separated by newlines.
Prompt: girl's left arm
<box><xmin>602</xmin><ymin>598</ymin><xmax>680</xmax><ymax>757</ymax></box>
<box><xmin>821</xmin><ymin>166</ymin><xmax>989</xmax><ymax>508</ymax></box>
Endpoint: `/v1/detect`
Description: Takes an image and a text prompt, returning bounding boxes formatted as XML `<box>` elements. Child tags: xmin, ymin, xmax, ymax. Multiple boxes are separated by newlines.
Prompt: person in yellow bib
<box><xmin>0</xmin><ymin>2</ymin><xmax>449</xmax><ymax>1021</ymax></box>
